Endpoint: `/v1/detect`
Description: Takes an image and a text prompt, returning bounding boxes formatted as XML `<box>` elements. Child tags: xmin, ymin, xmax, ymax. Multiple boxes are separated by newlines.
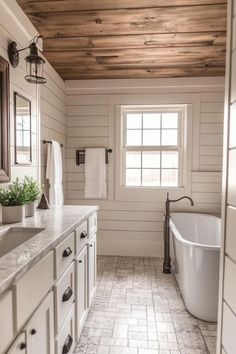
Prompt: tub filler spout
<box><xmin>163</xmin><ymin>193</ymin><xmax>194</xmax><ymax>274</ymax></box>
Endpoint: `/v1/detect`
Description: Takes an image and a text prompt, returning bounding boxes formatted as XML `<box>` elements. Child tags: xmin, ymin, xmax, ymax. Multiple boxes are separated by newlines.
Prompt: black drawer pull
<box><xmin>31</xmin><ymin>328</ymin><xmax>37</xmax><ymax>335</ymax></box>
<box><xmin>63</xmin><ymin>247</ymin><xmax>72</xmax><ymax>258</ymax></box>
<box><xmin>80</xmin><ymin>231</ymin><xmax>87</xmax><ymax>239</ymax></box>
<box><xmin>62</xmin><ymin>287</ymin><xmax>73</xmax><ymax>302</ymax></box>
<box><xmin>20</xmin><ymin>342</ymin><xmax>27</xmax><ymax>350</ymax></box>
<box><xmin>62</xmin><ymin>334</ymin><xmax>73</xmax><ymax>354</ymax></box>
<box><xmin>79</xmin><ymin>260</ymin><xmax>82</xmax><ymax>263</ymax></box>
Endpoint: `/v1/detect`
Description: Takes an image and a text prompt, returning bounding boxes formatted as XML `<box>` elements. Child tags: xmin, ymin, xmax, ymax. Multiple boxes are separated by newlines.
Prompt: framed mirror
<box><xmin>14</xmin><ymin>92</ymin><xmax>32</xmax><ymax>165</ymax></box>
<box><xmin>0</xmin><ymin>56</ymin><xmax>10</xmax><ymax>182</ymax></box>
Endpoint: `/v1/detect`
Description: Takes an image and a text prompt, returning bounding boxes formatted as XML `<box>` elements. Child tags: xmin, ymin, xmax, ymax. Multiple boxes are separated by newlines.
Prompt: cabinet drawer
<box><xmin>0</xmin><ymin>290</ymin><xmax>14</xmax><ymax>354</ymax></box>
<box><xmin>56</xmin><ymin>305</ymin><xmax>75</xmax><ymax>354</ymax></box>
<box><xmin>55</xmin><ymin>262</ymin><xmax>75</xmax><ymax>334</ymax></box>
<box><xmin>75</xmin><ymin>221</ymin><xmax>88</xmax><ymax>256</ymax></box>
<box><xmin>89</xmin><ymin>213</ymin><xmax>97</xmax><ymax>236</ymax></box>
<box><xmin>14</xmin><ymin>252</ymin><xmax>54</xmax><ymax>331</ymax></box>
<box><xmin>6</xmin><ymin>333</ymin><xmax>26</xmax><ymax>354</ymax></box>
<box><xmin>55</xmin><ymin>232</ymin><xmax>75</xmax><ymax>279</ymax></box>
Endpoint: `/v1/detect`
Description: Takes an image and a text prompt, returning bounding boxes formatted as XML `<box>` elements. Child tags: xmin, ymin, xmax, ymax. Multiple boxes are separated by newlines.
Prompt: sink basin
<box><xmin>0</xmin><ymin>227</ymin><xmax>45</xmax><ymax>257</ymax></box>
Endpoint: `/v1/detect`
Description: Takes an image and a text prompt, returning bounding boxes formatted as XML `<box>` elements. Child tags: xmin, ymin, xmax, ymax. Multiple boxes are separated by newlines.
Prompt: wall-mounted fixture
<box><xmin>8</xmin><ymin>35</ymin><xmax>47</xmax><ymax>84</ymax></box>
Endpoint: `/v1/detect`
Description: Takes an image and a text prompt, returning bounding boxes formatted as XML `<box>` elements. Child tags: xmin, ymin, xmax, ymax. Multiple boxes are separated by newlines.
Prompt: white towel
<box><xmin>46</xmin><ymin>140</ymin><xmax>64</xmax><ymax>207</ymax></box>
<box><xmin>85</xmin><ymin>148</ymin><xmax>107</xmax><ymax>199</ymax></box>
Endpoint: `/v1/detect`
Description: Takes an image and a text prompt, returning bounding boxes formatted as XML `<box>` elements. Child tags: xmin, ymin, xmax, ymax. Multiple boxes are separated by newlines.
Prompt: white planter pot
<box><xmin>25</xmin><ymin>201</ymin><xmax>36</xmax><ymax>217</ymax></box>
<box><xmin>2</xmin><ymin>205</ymin><xmax>24</xmax><ymax>224</ymax></box>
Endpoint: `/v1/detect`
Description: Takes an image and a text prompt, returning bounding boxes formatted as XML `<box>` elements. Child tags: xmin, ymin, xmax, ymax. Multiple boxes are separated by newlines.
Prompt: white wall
<box><xmin>65</xmin><ymin>77</ymin><xmax>225</xmax><ymax>257</ymax></box>
<box><xmin>217</xmin><ymin>0</ymin><xmax>236</xmax><ymax>353</ymax></box>
<box><xmin>0</xmin><ymin>0</ymin><xmax>67</xmax><ymax>201</ymax></box>
<box><xmin>40</xmin><ymin>61</ymin><xmax>67</xmax><ymax>198</ymax></box>
<box><xmin>0</xmin><ymin>0</ymin><xmax>40</xmax><ymax>182</ymax></box>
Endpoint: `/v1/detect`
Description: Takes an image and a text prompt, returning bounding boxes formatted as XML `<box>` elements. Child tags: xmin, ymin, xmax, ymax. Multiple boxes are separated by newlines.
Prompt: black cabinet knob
<box><xmin>31</xmin><ymin>328</ymin><xmax>37</xmax><ymax>335</ymax></box>
<box><xmin>62</xmin><ymin>287</ymin><xmax>73</xmax><ymax>302</ymax></box>
<box><xmin>20</xmin><ymin>342</ymin><xmax>26</xmax><ymax>350</ymax></box>
<box><xmin>80</xmin><ymin>231</ymin><xmax>87</xmax><ymax>239</ymax></box>
<box><xmin>90</xmin><ymin>244</ymin><xmax>93</xmax><ymax>247</ymax></box>
<box><xmin>79</xmin><ymin>260</ymin><xmax>82</xmax><ymax>263</ymax></box>
<box><xmin>63</xmin><ymin>247</ymin><xmax>72</xmax><ymax>258</ymax></box>
<box><xmin>62</xmin><ymin>334</ymin><xmax>73</xmax><ymax>354</ymax></box>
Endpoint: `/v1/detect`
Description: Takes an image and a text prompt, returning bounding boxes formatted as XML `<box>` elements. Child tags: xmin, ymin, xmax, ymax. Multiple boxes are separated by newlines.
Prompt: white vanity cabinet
<box><xmin>24</xmin><ymin>291</ymin><xmax>54</xmax><ymax>354</ymax></box>
<box><xmin>76</xmin><ymin>246</ymin><xmax>88</xmax><ymax>340</ymax></box>
<box><xmin>88</xmin><ymin>234</ymin><xmax>97</xmax><ymax>307</ymax></box>
<box><xmin>6</xmin><ymin>334</ymin><xmax>26</xmax><ymax>354</ymax></box>
<box><xmin>1</xmin><ymin>210</ymin><xmax>97</xmax><ymax>354</ymax></box>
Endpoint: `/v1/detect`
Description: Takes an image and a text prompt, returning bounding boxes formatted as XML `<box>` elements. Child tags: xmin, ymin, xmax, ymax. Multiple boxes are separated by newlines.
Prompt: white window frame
<box><xmin>115</xmin><ymin>104</ymin><xmax>192</xmax><ymax>202</ymax></box>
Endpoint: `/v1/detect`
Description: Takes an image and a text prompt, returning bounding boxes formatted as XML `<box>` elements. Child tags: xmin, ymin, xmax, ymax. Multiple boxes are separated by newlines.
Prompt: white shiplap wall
<box><xmin>217</xmin><ymin>0</ymin><xmax>236</xmax><ymax>353</ymax></box>
<box><xmin>40</xmin><ymin>61</ymin><xmax>67</xmax><ymax>198</ymax></box>
<box><xmin>65</xmin><ymin>78</ymin><xmax>224</xmax><ymax>257</ymax></box>
<box><xmin>0</xmin><ymin>0</ymin><xmax>39</xmax><ymax>182</ymax></box>
<box><xmin>0</xmin><ymin>0</ymin><xmax>67</xmax><ymax>201</ymax></box>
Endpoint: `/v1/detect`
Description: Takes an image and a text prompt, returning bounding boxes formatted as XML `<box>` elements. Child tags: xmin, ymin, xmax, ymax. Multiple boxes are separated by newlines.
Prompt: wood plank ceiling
<box><xmin>16</xmin><ymin>0</ymin><xmax>227</xmax><ymax>80</ymax></box>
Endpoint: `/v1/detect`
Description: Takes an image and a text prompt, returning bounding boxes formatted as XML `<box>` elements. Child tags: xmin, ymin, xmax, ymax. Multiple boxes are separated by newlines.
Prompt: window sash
<box><xmin>122</xmin><ymin>109</ymin><xmax>183</xmax><ymax>188</ymax></box>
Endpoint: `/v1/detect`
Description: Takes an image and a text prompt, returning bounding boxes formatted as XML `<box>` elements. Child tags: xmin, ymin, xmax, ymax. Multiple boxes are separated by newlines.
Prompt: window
<box><xmin>122</xmin><ymin>107</ymin><xmax>184</xmax><ymax>188</ymax></box>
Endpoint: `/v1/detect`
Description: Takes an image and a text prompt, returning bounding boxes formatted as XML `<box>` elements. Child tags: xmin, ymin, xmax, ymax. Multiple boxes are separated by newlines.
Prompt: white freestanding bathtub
<box><xmin>169</xmin><ymin>213</ymin><xmax>221</xmax><ymax>322</ymax></box>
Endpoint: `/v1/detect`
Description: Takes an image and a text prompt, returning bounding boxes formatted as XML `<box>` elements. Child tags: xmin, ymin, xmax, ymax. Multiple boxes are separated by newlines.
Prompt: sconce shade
<box><xmin>8</xmin><ymin>36</ymin><xmax>47</xmax><ymax>84</ymax></box>
<box><xmin>24</xmin><ymin>42</ymin><xmax>47</xmax><ymax>84</ymax></box>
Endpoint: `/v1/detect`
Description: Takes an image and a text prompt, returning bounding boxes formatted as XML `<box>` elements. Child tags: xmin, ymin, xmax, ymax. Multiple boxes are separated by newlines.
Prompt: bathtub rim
<box><xmin>169</xmin><ymin>212</ymin><xmax>221</xmax><ymax>251</ymax></box>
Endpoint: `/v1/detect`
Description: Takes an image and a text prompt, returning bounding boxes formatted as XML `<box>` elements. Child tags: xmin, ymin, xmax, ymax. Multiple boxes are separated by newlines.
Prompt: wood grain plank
<box><xmin>44</xmin><ymin>45</ymin><xmax>225</xmax><ymax>65</ymax></box>
<box><xmin>56</xmin><ymin>67</ymin><xmax>225</xmax><ymax>80</ymax></box>
<box><xmin>17</xmin><ymin>0</ymin><xmax>227</xmax><ymax>13</ymax></box>
<box><xmin>28</xmin><ymin>5</ymin><xmax>227</xmax><ymax>37</ymax></box>
<box><xmin>43</xmin><ymin>32</ymin><xmax>226</xmax><ymax>51</ymax></box>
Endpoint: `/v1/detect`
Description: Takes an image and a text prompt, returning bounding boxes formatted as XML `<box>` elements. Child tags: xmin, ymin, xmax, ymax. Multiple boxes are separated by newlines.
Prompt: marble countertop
<box><xmin>0</xmin><ymin>205</ymin><xmax>98</xmax><ymax>295</ymax></box>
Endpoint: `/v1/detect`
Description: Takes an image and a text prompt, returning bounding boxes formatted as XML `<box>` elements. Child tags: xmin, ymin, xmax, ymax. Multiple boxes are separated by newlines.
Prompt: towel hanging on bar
<box><xmin>84</xmin><ymin>148</ymin><xmax>107</xmax><ymax>199</ymax></box>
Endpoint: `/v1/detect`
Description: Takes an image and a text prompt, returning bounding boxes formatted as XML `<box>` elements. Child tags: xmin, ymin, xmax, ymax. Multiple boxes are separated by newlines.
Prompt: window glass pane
<box><xmin>23</xmin><ymin>131</ymin><xmax>30</xmax><ymax>146</ymax></box>
<box><xmin>23</xmin><ymin>116</ymin><xmax>30</xmax><ymax>130</ymax></box>
<box><xmin>126</xmin><ymin>152</ymin><xmax>141</xmax><ymax>168</ymax></box>
<box><xmin>126</xmin><ymin>169</ymin><xmax>141</xmax><ymax>186</ymax></box>
<box><xmin>143</xmin><ymin>113</ymin><xmax>160</xmax><ymax>128</ymax></box>
<box><xmin>143</xmin><ymin>130</ymin><xmax>160</xmax><ymax>146</ymax></box>
<box><xmin>162</xmin><ymin>152</ymin><xmax>178</xmax><ymax>168</ymax></box>
<box><xmin>162</xmin><ymin>129</ymin><xmax>178</xmax><ymax>146</ymax></box>
<box><xmin>161</xmin><ymin>169</ymin><xmax>178</xmax><ymax>186</ymax></box>
<box><xmin>142</xmin><ymin>169</ymin><xmax>160</xmax><ymax>186</ymax></box>
<box><xmin>126</xmin><ymin>130</ymin><xmax>142</xmax><ymax>146</ymax></box>
<box><xmin>142</xmin><ymin>152</ymin><xmax>160</xmax><ymax>168</ymax></box>
<box><xmin>162</xmin><ymin>113</ymin><xmax>178</xmax><ymax>128</ymax></box>
<box><xmin>17</xmin><ymin>131</ymin><xmax>23</xmax><ymax>146</ymax></box>
<box><xmin>16</xmin><ymin>116</ymin><xmax>23</xmax><ymax>129</ymax></box>
<box><xmin>126</xmin><ymin>114</ymin><xmax>142</xmax><ymax>129</ymax></box>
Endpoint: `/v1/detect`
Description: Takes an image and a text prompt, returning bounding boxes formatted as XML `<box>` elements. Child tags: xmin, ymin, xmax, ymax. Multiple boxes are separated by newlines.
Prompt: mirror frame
<box><xmin>0</xmin><ymin>56</ymin><xmax>10</xmax><ymax>182</ymax></box>
<box><xmin>14</xmin><ymin>92</ymin><xmax>32</xmax><ymax>165</ymax></box>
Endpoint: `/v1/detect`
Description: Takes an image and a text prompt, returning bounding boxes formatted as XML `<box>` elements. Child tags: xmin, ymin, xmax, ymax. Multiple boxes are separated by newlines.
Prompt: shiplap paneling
<box><xmin>40</xmin><ymin>62</ymin><xmax>67</xmax><ymax>199</ymax></box>
<box><xmin>65</xmin><ymin>78</ymin><xmax>224</xmax><ymax>256</ymax></box>
<box><xmin>0</xmin><ymin>0</ymin><xmax>39</xmax><ymax>187</ymax></box>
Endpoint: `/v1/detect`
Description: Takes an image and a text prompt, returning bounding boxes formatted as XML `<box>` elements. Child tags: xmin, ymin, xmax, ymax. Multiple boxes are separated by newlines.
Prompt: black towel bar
<box><xmin>76</xmin><ymin>148</ymin><xmax>112</xmax><ymax>165</ymax></box>
<box><xmin>42</xmin><ymin>139</ymin><xmax>63</xmax><ymax>148</ymax></box>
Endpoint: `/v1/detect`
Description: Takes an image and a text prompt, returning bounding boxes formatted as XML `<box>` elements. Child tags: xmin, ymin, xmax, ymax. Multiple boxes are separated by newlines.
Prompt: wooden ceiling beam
<box><xmin>43</xmin><ymin>32</ymin><xmax>226</xmax><ymax>51</ymax></box>
<box><xmin>54</xmin><ymin>66</ymin><xmax>225</xmax><ymax>80</ymax></box>
<box><xmin>43</xmin><ymin>46</ymin><xmax>226</xmax><ymax>62</ymax></box>
<box><xmin>29</xmin><ymin>5</ymin><xmax>227</xmax><ymax>38</ymax></box>
<box><xmin>17</xmin><ymin>0</ymin><xmax>227</xmax><ymax>13</ymax></box>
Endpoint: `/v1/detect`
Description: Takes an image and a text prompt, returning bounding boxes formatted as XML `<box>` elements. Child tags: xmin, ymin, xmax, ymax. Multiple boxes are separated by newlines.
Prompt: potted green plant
<box><xmin>0</xmin><ymin>178</ymin><xmax>25</xmax><ymax>223</ymax></box>
<box><xmin>22</xmin><ymin>177</ymin><xmax>41</xmax><ymax>217</ymax></box>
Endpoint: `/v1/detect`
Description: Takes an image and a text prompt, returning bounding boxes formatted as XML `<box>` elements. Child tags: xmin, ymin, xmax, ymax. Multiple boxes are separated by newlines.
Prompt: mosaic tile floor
<box><xmin>74</xmin><ymin>256</ymin><xmax>217</xmax><ymax>354</ymax></box>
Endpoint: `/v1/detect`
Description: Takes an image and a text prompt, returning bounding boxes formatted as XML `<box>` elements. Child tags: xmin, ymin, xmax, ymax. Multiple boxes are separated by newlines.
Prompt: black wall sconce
<box><xmin>8</xmin><ymin>35</ymin><xmax>47</xmax><ymax>84</ymax></box>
